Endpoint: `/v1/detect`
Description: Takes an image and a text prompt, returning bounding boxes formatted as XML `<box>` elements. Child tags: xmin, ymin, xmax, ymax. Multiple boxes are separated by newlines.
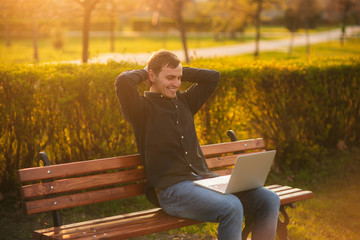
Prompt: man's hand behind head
<box><xmin>144</xmin><ymin>66</ymin><xmax>152</xmax><ymax>87</ymax></box>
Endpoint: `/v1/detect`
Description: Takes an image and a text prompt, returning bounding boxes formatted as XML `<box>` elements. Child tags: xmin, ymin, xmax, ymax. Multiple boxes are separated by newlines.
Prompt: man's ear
<box><xmin>148</xmin><ymin>69</ymin><xmax>156</xmax><ymax>83</ymax></box>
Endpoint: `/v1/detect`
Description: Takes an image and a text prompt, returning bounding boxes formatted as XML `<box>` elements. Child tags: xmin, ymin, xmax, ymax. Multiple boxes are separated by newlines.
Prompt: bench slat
<box><xmin>21</xmin><ymin>169</ymin><xmax>145</xmax><ymax>199</ymax></box>
<box><xmin>206</xmin><ymin>150</ymin><xmax>266</xmax><ymax>169</ymax></box>
<box><xmin>264</xmin><ymin>185</ymin><xmax>282</xmax><ymax>189</ymax></box>
<box><xmin>34</xmin><ymin>208</ymin><xmax>200</xmax><ymax>240</ymax></box>
<box><xmin>278</xmin><ymin>190</ymin><xmax>314</xmax><ymax>205</ymax></box>
<box><xmin>87</xmin><ymin>215</ymin><xmax>199</xmax><ymax>240</ymax></box>
<box><xmin>201</xmin><ymin>138</ymin><xmax>265</xmax><ymax>156</ymax></box>
<box><xmin>206</xmin><ymin>154</ymin><xmax>238</xmax><ymax>169</ymax></box>
<box><xmin>25</xmin><ymin>183</ymin><xmax>146</xmax><ymax>215</ymax></box>
<box><xmin>18</xmin><ymin>154</ymin><xmax>142</xmax><ymax>183</ymax></box>
<box><xmin>276</xmin><ymin>188</ymin><xmax>303</xmax><ymax>196</ymax></box>
<box><xmin>266</xmin><ymin>186</ymin><xmax>314</xmax><ymax>205</ymax></box>
<box><xmin>48</xmin><ymin>211</ymin><xmax>166</xmax><ymax>239</ymax></box>
<box><xmin>213</xmin><ymin>168</ymin><xmax>233</xmax><ymax>176</ymax></box>
<box><xmin>267</xmin><ymin>186</ymin><xmax>293</xmax><ymax>192</ymax></box>
<box><xmin>33</xmin><ymin>208</ymin><xmax>163</xmax><ymax>236</ymax></box>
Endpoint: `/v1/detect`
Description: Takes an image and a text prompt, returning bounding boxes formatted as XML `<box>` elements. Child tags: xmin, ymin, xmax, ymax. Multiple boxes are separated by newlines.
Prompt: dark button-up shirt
<box><xmin>114</xmin><ymin>67</ymin><xmax>220</xmax><ymax>205</ymax></box>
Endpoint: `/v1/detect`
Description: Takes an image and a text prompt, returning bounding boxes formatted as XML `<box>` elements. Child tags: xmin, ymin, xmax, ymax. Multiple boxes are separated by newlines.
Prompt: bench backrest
<box><xmin>18</xmin><ymin>138</ymin><xmax>265</xmax><ymax>215</ymax></box>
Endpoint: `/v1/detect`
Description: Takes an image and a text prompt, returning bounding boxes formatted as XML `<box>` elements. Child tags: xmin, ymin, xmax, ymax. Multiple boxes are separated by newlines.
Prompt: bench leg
<box><xmin>276</xmin><ymin>203</ymin><xmax>295</xmax><ymax>240</ymax></box>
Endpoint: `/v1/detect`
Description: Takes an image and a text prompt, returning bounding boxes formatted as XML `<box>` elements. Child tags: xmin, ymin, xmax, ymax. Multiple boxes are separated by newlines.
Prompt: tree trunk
<box><xmin>339</xmin><ymin>0</ymin><xmax>352</xmax><ymax>46</ymax></box>
<box><xmin>110</xmin><ymin>9</ymin><xmax>116</xmax><ymax>52</ymax></box>
<box><xmin>178</xmin><ymin>18</ymin><xmax>190</xmax><ymax>63</ymax></box>
<box><xmin>82</xmin><ymin>10</ymin><xmax>91</xmax><ymax>64</ymax></box>
<box><xmin>340</xmin><ymin>24</ymin><xmax>346</xmax><ymax>46</ymax></box>
<box><xmin>288</xmin><ymin>31</ymin><xmax>295</xmax><ymax>57</ymax></box>
<box><xmin>254</xmin><ymin>0</ymin><xmax>262</xmax><ymax>59</ymax></box>
<box><xmin>305</xmin><ymin>27</ymin><xmax>310</xmax><ymax>56</ymax></box>
<box><xmin>3</xmin><ymin>16</ymin><xmax>11</xmax><ymax>47</ymax></box>
<box><xmin>80</xmin><ymin>0</ymin><xmax>100</xmax><ymax>64</ymax></box>
<box><xmin>32</xmin><ymin>19</ymin><xmax>39</xmax><ymax>62</ymax></box>
<box><xmin>171</xmin><ymin>0</ymin><xmax>189</xmax><ymax>63</ymax></box>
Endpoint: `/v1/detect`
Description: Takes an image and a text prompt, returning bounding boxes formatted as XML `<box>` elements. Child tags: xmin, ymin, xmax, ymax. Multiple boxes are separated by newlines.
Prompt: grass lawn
<box><xmin>2</xmin><ymin>32</ymin><xmax>357</xmax><ymax>65</ymax></box>
<box><xmin>287</xmin><ymin>175</ymin><xmax>360</xmax><ymax>240</ymax></box>
<box><xmin>227</xmin><ymin>38</ymin><xmax>360</xmax><ymax>61</ymax></box>
<box><xmin>0</xmin><ymin>26</ymin><xmax>346</xmax><ymax>64</ymax></box>
<box><xmin>0</xmin><ymin>33</ymin><xmax>279</xmax><ymax>64</ymax></box>
<box><xmin>244</xmin><ymin>25</ymin><xmax>337</xmax><ymax>33</ymax></box>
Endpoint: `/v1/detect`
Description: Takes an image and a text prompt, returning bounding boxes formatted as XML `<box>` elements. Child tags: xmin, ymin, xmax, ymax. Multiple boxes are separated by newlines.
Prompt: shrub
<box><xmin>192</xmin><ymin>57</ymin><xmax>360</xmax><ymax>171</ymax></box>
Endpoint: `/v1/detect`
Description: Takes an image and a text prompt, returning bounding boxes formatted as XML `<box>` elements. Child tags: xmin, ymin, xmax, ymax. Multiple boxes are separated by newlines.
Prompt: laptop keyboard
<box><xmin>209</xmin><ymin>183</ymin><xmax>228</xmax><ymax>192</ymax></box>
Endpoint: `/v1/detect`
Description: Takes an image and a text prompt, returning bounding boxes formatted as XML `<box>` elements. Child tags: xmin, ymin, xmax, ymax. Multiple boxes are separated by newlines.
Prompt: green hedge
<box><xmin>1</xmin><ymin>57</ymin><xmax>359</xmax><ymax>192</ymax></box>
<box><xmin>192</xmin><ymin>57</ymin><xmax>360</xmax><ymax>171</ymax></box>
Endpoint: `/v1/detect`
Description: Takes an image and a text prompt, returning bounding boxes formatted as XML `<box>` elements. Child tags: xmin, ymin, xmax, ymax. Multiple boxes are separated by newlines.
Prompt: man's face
<box><xmin>150</xmin><ymin>63</ymin><xmax>182</xmax><ymax>99</ymax></box>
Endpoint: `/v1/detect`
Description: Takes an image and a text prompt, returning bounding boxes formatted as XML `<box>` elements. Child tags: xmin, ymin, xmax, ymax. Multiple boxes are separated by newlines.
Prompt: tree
<box><xmin>147</xmin><ymin>0</ymin><xmax>193</xmax><ymax>63</ymax></box>
<box><xmin>73</xmin><ymin>0</ymin><xmax>101</xmax><ymax>64</ymax></box>
<box><xmin>283</xmin><ymin>0</ymin><xmax>322</xmax><ymax>57</ymax></box>
<box><xmin>325</xmin><ymin>0</ymin><xmax>359</xmax><ymax>46</ymax></box>
<box><xmin>246</xmin><ymin>0</ymin><xmax>282</xmax><ymax>59</ymax></box>
<box><xmin>95</xmin><ymin>0</ymin><xmax>142</xmax><ymax>53</ymax></box>
<box><xmin>284</xmin><ymin>1</ymin><xmax>301</xmax><ymax>57</ymax></box>
<box><xmin>209</xmin><ymin>0</ymin><xmax>247</xmax><ymax>41</ymax></box>
<box><xmin>252</xmin><ymin>0</ymin><xmax>263</xmax><ymax>58</ymax></box>
<box><xmin>207</xmin><ymin>0</ymin><xmax>281</xmax><ymax>58</ymax></box>
<box><xmin>338</xmin><ymin>0</ymin><xmax>355</xmax><ymax>45</ymax></box>
<box><xmin>0</xmin><ymin>0</ymin><xmax>18</xmax><ymax>47</ymax></box>
<box><xmin>296</xmin><ymin>0</ymin><xmax>322</xmax><ymax>55</ymax></box>
<box><xmin>17</xmin><ymin>0</ymin><xmax>56</xmax><ymax>62</ymax></box>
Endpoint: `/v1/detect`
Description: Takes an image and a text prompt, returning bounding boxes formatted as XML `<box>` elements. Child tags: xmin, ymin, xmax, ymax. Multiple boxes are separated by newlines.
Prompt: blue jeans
<box><xmin>157</xmin><ymin>180</ymin><xmax>280</xmax><ymax>240</ymax></box>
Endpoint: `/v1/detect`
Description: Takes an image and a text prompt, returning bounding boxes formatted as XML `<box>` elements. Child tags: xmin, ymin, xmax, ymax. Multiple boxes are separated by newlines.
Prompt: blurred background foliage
<box><xmin>1</xmin><ymin>57</ymin><xmax>359</xmax><ymax>193</ymax></box>
<box><xmin>1</xmin><ymin>0</ymin><xmax>360</xmax><ymax>63</ymax></box>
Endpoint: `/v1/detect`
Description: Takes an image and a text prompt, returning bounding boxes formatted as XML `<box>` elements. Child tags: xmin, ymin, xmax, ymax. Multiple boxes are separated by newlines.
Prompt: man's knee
<box><xmin>262</xmin><ymin>188</ymin><xmax>280</xmax><ymax>213</ymax></box>
<box><xmin>269</xmin><ymin>190</ymin><xmax>280</xmax><ymax>208</ymax></box>
<box><xmin>223</xmin><ymin>195</ymin><xmax>244</xmax><ymax>217</ymax></box>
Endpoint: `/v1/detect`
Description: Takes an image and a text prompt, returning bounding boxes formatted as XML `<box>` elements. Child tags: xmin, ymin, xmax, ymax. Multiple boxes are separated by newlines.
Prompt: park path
<box><xmin>65</xmin><ymin>26</ymin><xmax>360</xmax><ymax>65</ymax></box>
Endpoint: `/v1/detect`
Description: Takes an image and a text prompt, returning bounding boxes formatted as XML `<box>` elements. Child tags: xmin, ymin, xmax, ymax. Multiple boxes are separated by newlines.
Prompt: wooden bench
<box><xmin>18</xmin><ymin>131</ymin><xmax>313</xmax><ymax>240</ymax></box>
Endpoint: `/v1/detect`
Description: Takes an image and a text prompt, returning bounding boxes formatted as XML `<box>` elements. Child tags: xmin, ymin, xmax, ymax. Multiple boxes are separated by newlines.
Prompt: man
<box><xmin>115</xmin><ymin>49</ymin><xmax>280</xmax><ymax>240</ymax></box>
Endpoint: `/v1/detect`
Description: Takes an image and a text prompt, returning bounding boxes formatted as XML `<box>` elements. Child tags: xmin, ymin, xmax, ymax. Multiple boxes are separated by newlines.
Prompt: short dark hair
<box><xmin>147</xmin><ymin>49</ymin><xmax>181</xmax><ymax>75</ymax></box>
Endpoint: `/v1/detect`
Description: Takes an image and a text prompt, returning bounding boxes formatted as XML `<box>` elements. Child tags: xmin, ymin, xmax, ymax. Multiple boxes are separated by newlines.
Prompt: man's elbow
<box><xmin>114</xmin><ymin>74</ymin><xmax>126</xmax><ymax>92</ymax></box>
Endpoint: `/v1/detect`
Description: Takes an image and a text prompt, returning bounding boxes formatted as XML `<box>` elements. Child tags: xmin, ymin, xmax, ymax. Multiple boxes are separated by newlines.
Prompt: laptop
<box><xmin>194</xmin><ymin>150</ymin><xmax>276</xmax><ymax>194</ymax></box>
